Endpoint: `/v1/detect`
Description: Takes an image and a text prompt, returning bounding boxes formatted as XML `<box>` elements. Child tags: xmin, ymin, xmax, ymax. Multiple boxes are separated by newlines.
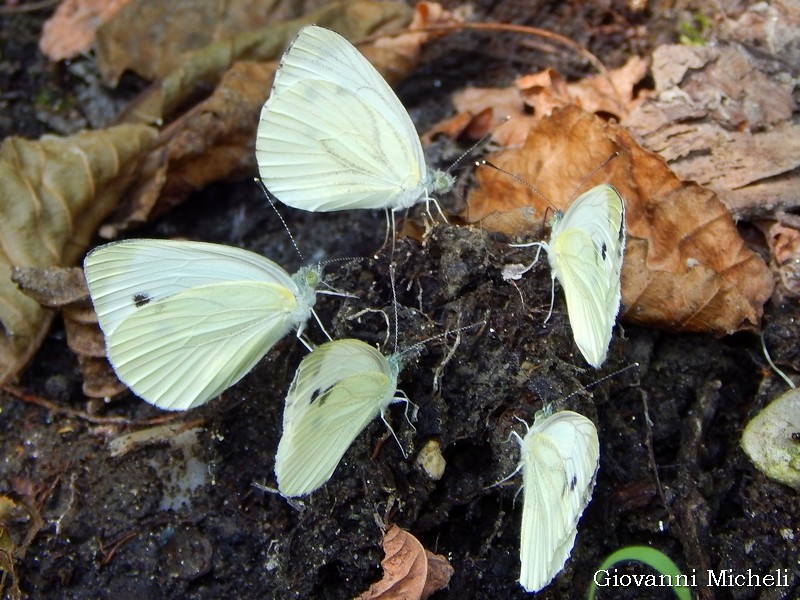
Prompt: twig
<box><xmin>1</xmin><ymin>385</ymin><xmax>184</xmax><ymax>427</ymax></box>
<box><xmin>0</xmin><ymin>0</ymin><xmax>60</xmax><ymax>14</ymax></box>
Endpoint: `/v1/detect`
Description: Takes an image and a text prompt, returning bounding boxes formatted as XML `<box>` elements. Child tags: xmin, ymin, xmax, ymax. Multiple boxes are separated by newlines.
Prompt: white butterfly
<box><xmin>84</xmin><ymin>239</ymin><xmax>322</xmax><ymax>411</ymax></box>
<box><xmin>256</xmin><ymin>25</ymin><xmax>454</xmax><ymax>214</ymax></box>
<box><xmin>512</xmin><ymin>184</ymin><xmax>626</xmax><ymax>368</ymax></box>
<box><xmin>513</xmin><ymin>409</ymin><xmax>600</xmax><ymax>593</ymax></box>
<box><xmin>274</xmin><ymin>338</ymin><xmax>405</xmax><ymax>497</ymax></box>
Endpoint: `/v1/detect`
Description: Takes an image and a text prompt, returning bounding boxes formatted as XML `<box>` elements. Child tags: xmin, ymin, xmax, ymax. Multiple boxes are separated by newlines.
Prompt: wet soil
<box><xmin>1</xmin><ymin>2</ymin><xmax>798</xmax><ymax>599</ymax></box>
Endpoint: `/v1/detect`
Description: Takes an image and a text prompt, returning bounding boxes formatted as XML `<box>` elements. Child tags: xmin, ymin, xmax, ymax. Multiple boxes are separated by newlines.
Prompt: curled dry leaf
<box><xmin>115</xmin><ymin>0</ymin><xmax>415</xmax><ymax>125</ymax></box>
<box><xmin>518</xmin><ymin>54</ymin><xmax>648</xmax><ymax>120</ymax></box>
<box><xmin>623</xmin><ymin>42</ymin><xmax>800</xmax><ymax>220</ymax></box>
<box><xmin>0</xmin><ymin>124</ymin><xmax>158</xmax><ymax>385</ymax></box>
<box><xmin>357</xmin><ymin>525</ymin><xmax>454</xmax><ymax>600</ymax></box>
<box><xmin>93</xmin><ymin>0</ymin><xmax>304</xmax><ymax>86</ymax></box>
<box><xmin>1</xmin><ymin>492</ymin><xmax>45</xmax><ymax>600</ymax></box>
<box><xmin>39</xmin><ymin>0</ymin><xmax>132</xmax><ymax>62</ymax></box>
<box><xmin>11</xmin><ymin>266</ymin><xmax>124</xmax><ymax>399</ymax></box>
<box><xmin>427</xmin><ymin>55</ymin><xmax>648</xmax><ymax>147</ymax></box>
<box><xmin>465</xmin><ymin>106</ymin><xmax>773</xmax><ymax>335</ymax></box>
<box><xmin>104</xmin><ymin>61</ymin><xmax>275</xmax><ymax>235</ymax></box>
<box><xmin>756</xmin><ymin>217</ymin><xmax>800</xmax><ymax>299</ymax></box>
<box><xmin>104</xmin><ymin>0</ymin><xmax>460</xmax><ymax>235</ymax></box>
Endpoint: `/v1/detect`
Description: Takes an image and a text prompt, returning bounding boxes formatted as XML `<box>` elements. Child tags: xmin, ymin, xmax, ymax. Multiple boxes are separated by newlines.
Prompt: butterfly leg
<box><xmin>379</xmin><ymin>408</ymin><xmax>408</xmax><ymax>459</ymax></box>
<box><xmin>485</xmin><ymin>448</ymin><xmax>523</xmax><ymax>490</ymax></box>
<box><xmin>310</xmin><ymin>308</ymin><xmax>333</xmax><ymax>342</ymax></box>
<box><xmin>424</xmin><ymin>193</ymin><xmax>449</xmax><ymax>224</ymax></box>
<box><xmin>294</xmin><ymin>319</ymin><xmax>317</xmax><ymax>351</ymax></box>
<box><xmin>392</xmin><ymin>389</ymin><xmax>418</xmax><ymax>430</ymax></box>
<box><xmin>380</xmin><ymin>207</ymin><xmax>392</xmax><ymax>251</ymax></box>
<box><xmin>544</xmin><ymin>274</ymin><xmax>556</xmax><ymax>325</ymax></box>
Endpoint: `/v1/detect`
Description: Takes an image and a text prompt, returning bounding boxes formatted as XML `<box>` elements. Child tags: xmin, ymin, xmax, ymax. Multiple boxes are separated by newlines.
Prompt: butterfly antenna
<box><xmin>559</xmin><ymin>362</ymin><xmax>640</xmax><ymax>403</ymax></box>
<box><xmin>398</xmin><ymin>321</ymin><xmax>486</xmax><ymax>360</ymax></box>
<box><xmin>567</xmin><ymin>151</ymin><xmax>620</xmax><ymax>202</ymax></box>
<box><xmin>389</xmin><ymin>263</ymin><xmax>399</xmax><ymax>355</ymax></box>
<box><xmin>315</xmin><ymin>257</ymin><xmax>364</xmax><ymax>299</ymax></box>
<box><xmin>447</xmin><ymin>115</ymin><xmax>512</xmax><ymax>172</ymax></box>
<box><xmin>320</xmin><ymin>256</ymin><xmax>365</xmax><ymax>266</ymax></box>
<box><xmin>256</xmin><ymin>178</ymin><xmax>305</xmax><ymax>263</ymax></box>
<box><xmin>477</xmin><ymin>159</ymin><xmax>557</xmax><ymax>213</ymax></box>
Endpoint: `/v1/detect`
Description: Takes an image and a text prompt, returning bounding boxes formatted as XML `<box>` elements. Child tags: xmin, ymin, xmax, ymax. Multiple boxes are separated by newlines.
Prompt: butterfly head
<box><xmin>547</xmin><ymin>209</ymin><xmax>565</xmax><ymax>229</ymax></box>
<box><xmin>386</xmin><ymin>351</ymin><xmax>406</xmax><ymax>381</ymax></box>
<box><xmin>426</xmin><ymin>169</ymin><xmax>455</xmax><ymax>196</ymax></box>
<box><xmin>292</xmin><ymin>264</ymin><xmax>323</xmax><ymax>309</ymax></box>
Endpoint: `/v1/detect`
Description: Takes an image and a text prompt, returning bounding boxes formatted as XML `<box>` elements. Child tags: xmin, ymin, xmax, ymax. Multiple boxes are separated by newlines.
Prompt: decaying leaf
<box><xmin>0</xmin><ymin>521</ymin><xmax>21</xmax><ymax>600</ymax></box>
<box><xmin>357</xmin><ymin>525</ymin><xmax>454</xmax><ymax>600</ymax></box>
<box><xmin>0</xmin><ymin>125</ymin><xmax>158</xmax><ymax>385</ymax></box>
<box><xmin>518</xmin><ymin>54</ymin><xmax>648</xmax><ymax>121</ymax></box>
<box><xmin>115</xmin><ymin>0</ymin><xmax>415</xmax><ymax>125</ymax></box>
<box><xmin>105</xmin><ymin>60</ymin><xmax>276</xmax><ymax>234</ymax></box>
<box><xmin>102</xmin><ymin>1</ymin><xmax>460</xmax><ymax>235</ymax></box>
<box><xmin>427</xmin><ymin>55</ymin><xmax>649</xmax><ymax>147</ymax></box>
<box><xmin>0</xmin><ymin>495</ymin><xmax>29</xmax><ymax>600</ymax></box>
<box><xmin>0</xmin><ymin>492</ymin><xmax>44</xmax><ymax>560</ymax></box>
<box><xmin>756</xmin><ymin>217</ymin><xmax>800</xmax><ymax>299</ymax></box>
<box><xmin>39</xmin><ymin>0</ymin><xmax>132</xmax><ymax>62</ymax></box>
<box><xmin>94</xmin><ymin>0</ymin><xmax>304</xmax><ymax>86</ymax></box>
<box><xmin>465</xmin><ymin>106</ymin><xmax>773</xmax><ymax>335</ymax></box>
<box><xmin>11</xmin><ymin>266</ymin><xmax>124</xmax><ymax>399</ymax></box>
<box><xmin>623</xmin><ymin>41</ymin><xmax>800</xmax><ymax>219</ymax></box>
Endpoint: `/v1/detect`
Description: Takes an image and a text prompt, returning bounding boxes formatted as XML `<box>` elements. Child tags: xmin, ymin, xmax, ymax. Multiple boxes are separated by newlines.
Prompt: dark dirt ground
<box><xmin>1</xmin><ymin>1</ymin><xmax>799</xmax><ymax>599</ymax></box>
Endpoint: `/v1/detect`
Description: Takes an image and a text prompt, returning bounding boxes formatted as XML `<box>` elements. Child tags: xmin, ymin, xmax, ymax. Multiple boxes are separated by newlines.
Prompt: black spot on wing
<box><xmin>310</xmin><ymin>385</ymin><xmax>335</xmax><ymax>407</ymax></box>
<box><xmin>570</xmin><ymin>475</ymin><xmax>578</xmax><ymax>491</ymax></box>
<box><xmin>600</xmin><ymin>242</ymin><xmax>608</xmax><ymax>260</ymax></box>
<box><xmin>133</xmin><ymin>293</ymin><xmax>151</xmax><ymax>307</ymax></box>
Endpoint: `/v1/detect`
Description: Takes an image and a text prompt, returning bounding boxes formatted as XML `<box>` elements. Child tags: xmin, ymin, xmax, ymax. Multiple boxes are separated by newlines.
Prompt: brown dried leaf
<box><xmin>0</xmin><ymin>125</ymin><xmax>158</xmax><ymax>384</ymax></box>
<box><xmin>0</xmin><ymin>521</ymin><xmax>21</xmax><ymax>600</ymax></box>
<box><xmin>465</xmin><ymin>106</ymin><xmax>773</xmax><ymax>335</ymax></box>
<box><xmin>357</xmin><ymin>525</ymin><xmax>453</xmax><ymax>600</ymax></box>
<box><xmin>429</xmin><ymin>56</ymin><xmax>648</xmax><ymax>148</ymax></box>
<box><xmin>113</xmin><ymin>0</ymin><xmax>414</xmax><ymax>123</ymax></box>
<box><xmin>756</xmin><ymin>217</ymin><xmax>800</xmax><ymax>299</ymax></box>
<box><xmin>432</xmin><ymin>87</ymin><xmax>535</xmax><ymax>147</ymax></box>
<box><xmin>420</xmin><ymin>547</ymin><xmax>454</xmax><ymax>598</ymax></box>
<box><xmin>11</xmin><ymin>266</ymin><xmax>124</xmax><ymax>399</ymax></box>
<box><xmin>39</xmin><ymin>0</ymin><xmax>132</xmax><ymax>62</ymax></box>
<box><xmin>102</xmin><ymin>1</ymin><xmax>461</xmax><ymax>235</ymax></box>
<box><xmin>94</xmin><ymin>0</ymin><xmax>316</xmax><ymax>86</ymax></box>
<box><xmin>623</xmin><ymin>42</ymin><xmax>799</xmax><ymax>220</ymax></box>
<box><xmin>106</xmin><ymin>60</ymin><xmax>275</xmax><ymax>233</ymax></box>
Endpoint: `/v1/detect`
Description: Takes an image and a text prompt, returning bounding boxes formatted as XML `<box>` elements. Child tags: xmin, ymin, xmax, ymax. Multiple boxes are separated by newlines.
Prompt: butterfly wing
<box><xmin>107</xmin><ymin>282</ymin><xmax>302</xmax><ymax>411</ymax></box>
<box><xmin>84</xmin><ymin>239</ymin><xmax>300</xmax><ymax>335</ymax></box>
<box><xmin>275</xmin><ymin>339</ymin><xmax>400</xmax><ymax>497</ymax></box>
<box><xmin>519</xmin><ymin>410</ymin><xmax>600</xmax><ymax>592</ymax></box>
<box><xmin>548</xmin><ymin>184</ymin><xmax>626</xmax><ymax>368</ymax></box>
<box><xmin>256</xmin><ymin>25</ymin><xmax>429</xmax><ymax>211</ymax></box>
<box><xmin>84</xmin><ymin>240</ymin><xmax>314</xmax><ymax>410</ymax></box>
